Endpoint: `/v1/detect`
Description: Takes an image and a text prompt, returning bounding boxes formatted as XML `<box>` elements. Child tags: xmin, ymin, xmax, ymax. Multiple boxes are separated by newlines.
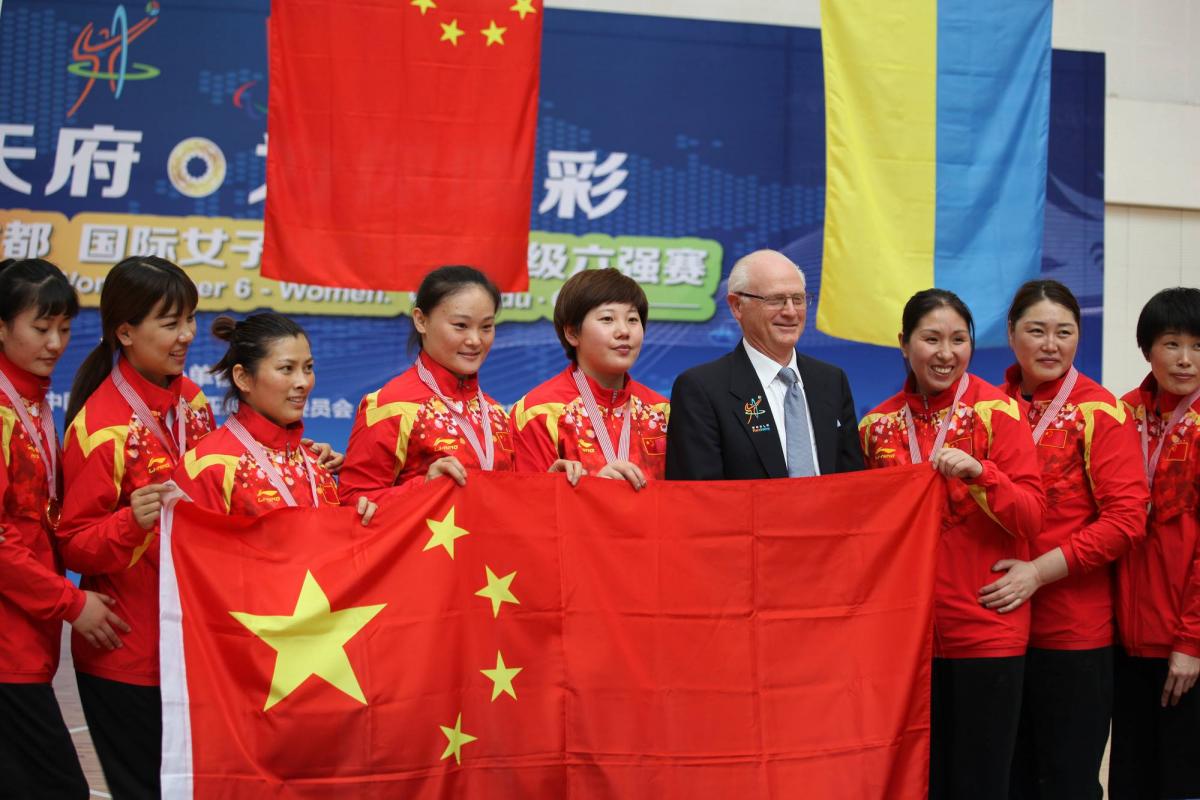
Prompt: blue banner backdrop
<box><xmin>0</xmin><ymin>1</ymin><xmax>1104</xmax><ymax>449</ymax></box>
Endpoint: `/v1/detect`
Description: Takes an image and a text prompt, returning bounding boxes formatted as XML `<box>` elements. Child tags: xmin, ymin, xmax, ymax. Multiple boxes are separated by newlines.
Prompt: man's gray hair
<box><xmin>727</xmin><ymin>249</ymin><xmax>807</xmax><ymax>294</ymax></box>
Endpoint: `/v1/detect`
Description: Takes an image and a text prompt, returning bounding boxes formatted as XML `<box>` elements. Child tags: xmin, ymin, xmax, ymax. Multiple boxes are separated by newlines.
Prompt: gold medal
<box><xmin>44</xmin><ymin>497</ymin><xmax>62</xmax><ymax>531</ymax></box>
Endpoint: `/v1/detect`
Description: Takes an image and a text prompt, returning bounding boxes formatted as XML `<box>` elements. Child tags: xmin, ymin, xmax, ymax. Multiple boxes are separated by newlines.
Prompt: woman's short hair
<box><xmin>553</xmin><ymin>269</ymin><xmax>648</xmax><ymax>362</ymax></box>
<box><xmin>1136</xmin><ymin>287</ymin><xmax>1200</xmax><ymax>357</ymax></box>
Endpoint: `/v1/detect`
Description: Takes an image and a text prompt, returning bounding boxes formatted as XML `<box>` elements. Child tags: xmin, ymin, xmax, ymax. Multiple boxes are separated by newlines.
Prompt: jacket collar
<box><xmin>234</xmin><ymin>402</ymin><xmax>304</xmax><ymax>451</ymax></box>
<box><xmin>742</xmin><ymin>338</ymin><xmax>800</xmax><ymax>394</ymax></box>
<box><xmin>117</xmin><ymin>355</ymin><xmax>182</xmax><ymax>415</ymax></box>
<box><xmin>1003</xmin><ymin>363</ymin><xmax>1073</xmax><ymax>402</ymax></box>
<box><xmin>1138</xmin><ymin>372</ymin><xmax>1197</xmax><ymax>416</ymax></box>
<box><xmin>903</xmin><ymin>372</ymin><xmax>969</xmax><ymax>414</ymax></box>
<box><xmin>0</xmin><ymin>351</ymin><xmax>50</xmax><ymax>403</ymax></box>
<box><xmin>572</xmin><ymin>364</ymin><xmax>631</xmax><ymax>409</ymax></box>
<box><xmin>418</xmin><ymin>351</ymin><xmax>479</xmax><ymax>402</ymax></box>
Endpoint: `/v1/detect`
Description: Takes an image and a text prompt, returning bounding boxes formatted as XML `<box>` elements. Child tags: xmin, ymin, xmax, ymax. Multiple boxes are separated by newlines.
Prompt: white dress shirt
<box><xmin>742</xmin><ymin>339</ymin><xmax>822</xmax><ymax>476</ymax></box>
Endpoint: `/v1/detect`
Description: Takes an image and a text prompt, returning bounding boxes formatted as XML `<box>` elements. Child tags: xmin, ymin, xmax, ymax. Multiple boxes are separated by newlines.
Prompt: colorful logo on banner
<box><xmin>231</xmin><ymin>81</ymin><xmax>267</xmax><ymax>120</ymax></box>
<box><xmin>66</xmin><ymin>2</ymin><xmax>162</xmax><ymax>118</ymax></box>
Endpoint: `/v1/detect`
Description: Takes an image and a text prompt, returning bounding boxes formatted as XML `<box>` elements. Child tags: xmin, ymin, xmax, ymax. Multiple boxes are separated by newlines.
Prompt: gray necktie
<box><xmin>779</xmin><ymin>367</ymin><xmax>817</xmax><ymax>478</ymax></box>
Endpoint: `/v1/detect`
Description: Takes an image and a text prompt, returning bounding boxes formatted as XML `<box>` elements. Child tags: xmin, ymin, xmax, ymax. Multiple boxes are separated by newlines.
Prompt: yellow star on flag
<box><xmin>475</xmin><ymin>565</ymin><xmax>520</xmax><ymax>617</ymax></box>
<box><xmin>230</xmin><ymin>571</ymin><xmax>386</xmax><ymax>711</ymax></box>
<box><xmin>440</xmin><ymin>18</ymin><xmax>465</xmax><ymax>46</ymax></box>
<box><xmin>423</xmin><ymin>507</ymin><xmax>470</xmax><ymax>559</ymax></box>
<box><xmin>439</xmin><ymin>713</ymin><xmax>477</xmax><ymax>765</ymax></box>
<box><xmin>481</xmin><ymin>650</ymin><xmax>522</xmax><ymax>701</ymax></box>
<box><xmin>510</xmin><ymin>0</ymin><xmax>537</xmax><ymax>20</ymax></box>
<box><xmin>481</xmin><ymin>20</ymin><xmax>507</xmax><ymax>46</ymax></box>
<box><xmin>411</xmin><ymin>0</ymin><xmax>436</xmax><ymax>14</ymax></box>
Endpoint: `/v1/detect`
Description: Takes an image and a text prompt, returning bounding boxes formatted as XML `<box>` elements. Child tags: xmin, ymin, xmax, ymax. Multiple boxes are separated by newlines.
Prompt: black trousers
<box><xmin>0</xmin><ymin>682</ymin><xmax>89</xmax><ymax>799</ymax></box>
<box><xmin>1110</xmin><ymin>649</ymin><xmax>1200</xmax><ymax>800</ymax></box>
<box><xmin>930</xmin><ymin>655</ymin><xmax>1025</xmax><ymax>800</ymax></box>
<box><xmin>1010</xmin><ymin>646</ymin><xmax>1112</xmax><ymax>800</ymax></box>
<box><xmin>76</xmin><ymin>672</ymin><xmax>161</xmax><ymax>800</ymax></box>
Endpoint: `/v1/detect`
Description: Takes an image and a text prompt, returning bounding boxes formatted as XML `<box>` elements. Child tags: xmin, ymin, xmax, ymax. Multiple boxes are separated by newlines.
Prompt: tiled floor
<box><xmin>53</xmin><ymin>629</ymin><xmax>109</xmax><ymax>797</ymax></box>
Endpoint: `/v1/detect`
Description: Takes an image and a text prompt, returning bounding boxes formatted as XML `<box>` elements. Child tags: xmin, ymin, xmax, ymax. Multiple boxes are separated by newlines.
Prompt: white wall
<box><xmin>546</xmin><ymin>0</ymin><xmax>1200</xmax><ymax>392</ymax></box>
<box><xmin>1105</xmin><ymin>206</ymin><xmax>1200</xmax><ymax>390</ymax></box>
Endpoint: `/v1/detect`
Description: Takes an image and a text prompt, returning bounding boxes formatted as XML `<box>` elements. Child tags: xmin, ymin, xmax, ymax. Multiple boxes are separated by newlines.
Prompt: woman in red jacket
<box><xmin>991</xmin><ymin>279</ymin><xmax>1148</xmax><ymax>799</ymax></box>
<box><xmin>340</xmin><ymin>266</ymin><xmax>515</xmax><ymax>501</ymax></box>
<box><xmin>858</xmin><ymin>289</ymin><xmax>1044</xmax><ymax>800</ymax></box>
<box><xmin>1110</xmin><ymin>287</ymin><xmax>1200</xmax><ymax>799</ymax></box>
<box><xmin>510</xmin><ymin>268</ymin><xmax>669</xmax><ymax>489</ymax></box>
<box><xmin>58</xmin><ymin>256</ymin><xmax>216</xmax><ymax>798</ymax></box>
<box><xmin>0</xmin><ymin>259</ymin><xmax>128</xmax><ymax>798</ymax></box>
<box><xmin>173</xmin><ymin>312</ymin><xmax>372</xmax><ymax>523</ymax></box>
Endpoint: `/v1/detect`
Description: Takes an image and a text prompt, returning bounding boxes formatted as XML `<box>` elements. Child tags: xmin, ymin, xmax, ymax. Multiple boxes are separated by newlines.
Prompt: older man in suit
<box><xmin>665</xmin><ymin>249</ymin><xmax>864</xmax><ymax>480</ymax></box>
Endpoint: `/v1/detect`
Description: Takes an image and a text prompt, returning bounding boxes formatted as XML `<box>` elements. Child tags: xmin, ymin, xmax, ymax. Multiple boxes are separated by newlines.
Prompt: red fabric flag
<box><xmin>161</xmin><ymin>467</ymin><xmax>942</xmax><ymax>798</ymax></box>
<box><xmin>261</xmin><ymin>0</ymin><xmax>541</xmax><ymax>292</ymax></box>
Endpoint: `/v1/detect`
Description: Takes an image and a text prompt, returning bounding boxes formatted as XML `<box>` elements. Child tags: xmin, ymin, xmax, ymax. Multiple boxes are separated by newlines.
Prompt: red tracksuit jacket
<box><xmin>509</xmin><ymin>366</ymin><xmax>670</xmax><ymax>479</ymax></box>
<box><xmin>1001</xmin><ymin>365</ymin><xmax>1148</xmax><ymax>650</ymax></box>
<box><xmin>1117</xmin><ymin>375</ymin><xmax>1200</xmax><ymax>659</ymax></box>
<box><xmin>339</xmin><ymin>352</ymin><xmax>514</xmax><ymax>502</ymax></box>
<box><xmin>860</xmin><ymin>373</ymin><xmax>1045</xmax><ymax>658</ymax></box>
<box><xmin>0</xmin><ymin>352</ymin><xmax>86</xmax><ymax>683</ymax></box>
<box><xmin>173</xmin><ymin>404</ymin><xmax>340</xmax><ymax>516</ymax></box>
<box><xmin>58</xmin><ymin>357</ymin><xmax>214</xmax><ymax>685</ymax></box>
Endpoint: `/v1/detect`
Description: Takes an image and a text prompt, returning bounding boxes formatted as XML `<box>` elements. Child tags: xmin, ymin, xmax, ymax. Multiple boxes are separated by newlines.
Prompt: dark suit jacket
<box><xmin>665</xmin><ymin>342</ymin><xmax>865</xmax><ymax>480</ymax></box>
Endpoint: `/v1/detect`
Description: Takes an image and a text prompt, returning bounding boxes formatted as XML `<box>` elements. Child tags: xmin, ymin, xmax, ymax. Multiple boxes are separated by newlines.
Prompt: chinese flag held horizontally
<box><xmin>161</xmin><ymin>468</ymin><xmax>943</xmax><ymax>799</ymax></box>
<box><xmin>261</xmin><ymin>0</ymin><xmax>541</xmax><ymax>291</ymax></box>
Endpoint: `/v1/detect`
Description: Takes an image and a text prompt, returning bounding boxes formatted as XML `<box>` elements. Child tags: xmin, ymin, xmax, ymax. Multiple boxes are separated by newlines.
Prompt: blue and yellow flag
<box><xmin>816</xmin><ymin>0</ymin><xmax>1052</xmax><ymax>347</ymax></box>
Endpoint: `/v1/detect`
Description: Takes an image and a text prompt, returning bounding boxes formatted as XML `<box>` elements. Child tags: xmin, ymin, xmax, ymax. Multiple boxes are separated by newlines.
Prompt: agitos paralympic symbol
<box><xmin>66</xmin><ymin>2</ymin><xmax>162</xmax><ymax>118</ymax></box>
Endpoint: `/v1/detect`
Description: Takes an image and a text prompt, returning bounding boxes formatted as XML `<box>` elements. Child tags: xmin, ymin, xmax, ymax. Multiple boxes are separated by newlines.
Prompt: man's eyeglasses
<box><xmin>734</xmin><ymin>291</ymin><xmax>813</xmax><ymax>310</ymax></box>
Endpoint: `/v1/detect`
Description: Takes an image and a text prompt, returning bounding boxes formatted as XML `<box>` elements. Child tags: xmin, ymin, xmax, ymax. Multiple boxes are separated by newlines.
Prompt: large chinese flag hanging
<box><xmin>161</xmin><ymin>468</ymin><xmax>942</xmax><ymax>798</ymax></box>
<box><xmin>261</xmin><ymin>0</ymin><xmax>541</xmax><ymax>292</ymax></box>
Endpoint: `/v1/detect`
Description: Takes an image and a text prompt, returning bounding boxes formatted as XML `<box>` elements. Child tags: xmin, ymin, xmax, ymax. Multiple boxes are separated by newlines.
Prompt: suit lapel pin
<box><xmin>744</xmin><ymin>396</ymin><xmax>771</xmax><ymax>433</ymax></box>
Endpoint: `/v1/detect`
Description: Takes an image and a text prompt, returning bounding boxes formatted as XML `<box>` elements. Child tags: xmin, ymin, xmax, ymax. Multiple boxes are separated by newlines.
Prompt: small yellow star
<box><xmin>481</xmin><ymin>650</ymin><xmax>523</xmax><ymax>701</ymax></box>
<box><xmin>230</xmin><ymin>571</ymin><xmax>386</xmax><ymax>711</ymax></box>
<box><xmin>480</xmin><ymin>20</ymin><xmax>507</xmax><ymax>46</ymax></box>
<box><xmin>439</xmin><ymin>713</ymin><xmax>477</xmax><ymax>765</ymax></box>
<box><xmin>440</xmin><ymin>18</ymin><xmax>464</xmax><ymax>46</ymax></box>
<box><xmin>423</xmin><ymin>507</ymin><xmax>470</xmax><ymax>559</ymax></box>
<box><xmin>411</xmin><ymin>0</ymin><xmax>436</xmax><ymax>15</ymax></box>
<box><xmin>475</xmin><ymin>565</ymin><xmax>520</xmax><ymax>617</ymax></box>
<box><xmin>510</xmin><ymin>0</ymin><xmax>537</xmax><ymax>20</ymax></box>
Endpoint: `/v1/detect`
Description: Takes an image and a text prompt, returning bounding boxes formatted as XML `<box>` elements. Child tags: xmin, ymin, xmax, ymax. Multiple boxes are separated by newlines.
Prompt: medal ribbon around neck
<box><xmin>1030</xmin><ymin>366</ymin><xmax>1079</xmax><ymax>445</ymax></box>
<box><xmin>415</xmin><ymin>358</ymin><xmax>495</xmax><ymax>471</ymax></box>
<box><xmin>225</xmin><ymin>415</ymin><xmax>319</xmax><ymax>507</ymax></box>
<box><xmin>903</xmin><ymin>373</ymin><xmax>970</xmax><ymax>464</ymax></box>
<box><xmin>0</xmin><ymin>369</ymin><xmax>58</xmax><ymax>509</ymax></box>
<box><xmin>571</xmin><ymin>367</ymin><xmax>631</xmax><ymax>464</ymax></box>
<box><xmin>112</xmin><ymin>365</ymin><xmax>187</xmax><ymax>462</ymax></box>
<box><xmin>1141</xmin><ymin>385</ymin><xmax>1200</xmax><ymax>490</ymax></box>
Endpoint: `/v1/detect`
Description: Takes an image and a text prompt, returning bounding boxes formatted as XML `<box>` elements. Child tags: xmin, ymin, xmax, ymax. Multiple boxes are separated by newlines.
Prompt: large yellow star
<box><xmin>423</xmin><ymin>507</ymin><xmax>470</xmax><ymax>559</ymax></box>
<box><xmin>480</xmin><ymin>650</ymin><xmax>522</xmax><ymax>701</ymax></box>
<box><xmin>480</xmin><ymin>20</ymin><xmax>507</xmax><ymax>46</ymax></box>
<box><xmin>230</xmin><ymin>571</ymin><xmax>386</xmax><ymax>711</ymax></box>
<box><xmin>474</xmin><ymin>565</ymin><xmax>520</xmax><ymax>617</ymax></box>
<box><xmin>440</xmin><ymin>18</ymin><xmax>464</xmax><ymax>46</ymax></box>
<box><xmin>439</xmin><ymin>713</ymin><xmax>477</xmax><ymax>765</ymax></box>
<box><xmin>510</xmin><ymin>0</ymin><xmax>537</xmax><ymax>20</ymax></box>
<box><xmin>411</xmin><ymin>0</ymin><xmax>436</xmax><ymax>14</ymax></box>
